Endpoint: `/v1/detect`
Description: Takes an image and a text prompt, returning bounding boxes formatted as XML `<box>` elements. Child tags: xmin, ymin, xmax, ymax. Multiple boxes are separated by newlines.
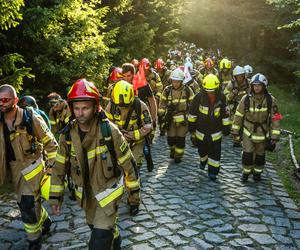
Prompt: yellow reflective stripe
<box><xmin>47</xmin><ymin>151</ymin><xmax>57</xmax><ymax>159</ymax></box>
<box><xmin>243</xmin><ymin>128</ymin><xmax>265</xmax><ymax>141</ymax></box>
<box><xmin>272</xmin><ymin>129</ymin><xmax>280</xmax><ymax>135</ymax></box>
<box><xmin>56</xmin><ymin>153</ymin><xmax>66</xmax><ymax>164</ymax></box>
<box><xmin>50</xmin><ymin>185</ymin><xmax>64</xmax><ymax>193</ymax></box>
<box><xmin>175</xmin><ymin>147</ymin><xmax>184</xmax><ymax>154</ymax></box>
<box><xmin>105</xmin><ymin>112</ymin><xmax>114</xmax><ymax>120</ymax></box>
<box><xmin>232</xmin><ymin>124</ymin><xmax>240</xmax><ymax>130</ymax></box>
<box><xmin>196</xmin><ymin>130</ymin><xmax>204</xmax><ymax>141</ymax></box>
<box><xmin>199</xmin><ymin>106</ymin><xmax>208</xmax><ymax>115</ymax></box>
<box><xmin>235</xmin><ymin>111</ymin><xmax>244</xmax><ymax>117</ymax></box>
<box><xmin>249</xmin><ymin>107</ymin><xmax>268</xmax><ymax>112</ymax></box>
<box><xmin>10</xmin><ymin>132</ymin><xmax>20</xmax><ymax>141</ymax></box>
<box><xmin>129</xmin><ymin>119</ymin><xmax>138</xmax><ymax>125</ymax></box>
<box><xmin>243</xmin><ymin>168</ymin><xmax>252</xmax><ymax>174</ymax></box>
<box><xmin>75</xmin><ymin>187</ymin><xmax>83</xmax><ymax>199</ymax></box>
<box><xmin>125</xmin><ymin>178</ymin><xmax>140</xmax><ymax>189</ymax></box>
<box><xmin>160</xmin><ymin>95</ymin><xmax>167</xmax><ymax>101</ymax></box>
<box><xmin>200</xmin><ymin>155</ymin><xmax>208</xmax><ymax>162</ymax></box>
<box><xmin>117</xmin><ymin>149</ymin><xmax>131</xmax><ymax>165</ymax></box>
<box><xmin>116</xmin><ymin>120</ymin><xmax>125</xmax><ymax>126</ymax></box>
<box><xmin>87</xmin><ymin>145</ymin><xmax>107</xmax><ymax>159</ymax></box>
<box><xmin>208</xmin><ymin>158</ymin><xmax>220</xmax><ymax>168</ymax></box>
<box><xmin>49</xmin><ymin>120</ymin><xmax>56</xmax><ymax>125</ymax></box>
<box><xmin>222</xmin><ymin>118</ymin><xmax>231</xmax><ymax>126</ymax></box>
<box><xmin>24</xmin><ymin>207</ymin><xmax>48</xmax><ymax>233</ymax></box>
<box><xmin>211</xmin><ymin>131</ymin><xmax>222</xmax><ymax>141</ymax></box>
<box><xmin>254</xmin><ymin>168</ymin><xmax>263</xmax><ymax>173</ymax></box>
<box><xmin>64</xmin><ymin>116</ymin><xmax>69</xmax><ymax>123</ymax></box>
<box><xmin>133</xmin><ymin>130</ymin><xmax>141</xmax><ymax>140</ymax></box>
<box><xmin>41</xmin><ymin>135</ymin><xmax>51</xmax><ymax>144</ymax></box>
<box><xmin>173</xmin><ymin>115</ymin><xmax>185</xmax><ymax>122</ymax></box>
<box><xmin>156</xmin><ymin>92</ymin><xmax>162</xmax><ymax>97</ymax></box>
<box><xmin>22</xmin><ymin>160</ymin><xmax>43</xmax><ymax>181</ymax></box>
<box><xmin>189</xmin><ymin>95</ymin><xmax>194</xmax><ymax>101</ymax></box>
<box><xmin>96</xmin><ymin>177</ymin><xmax>124</xmax><ymax>207</ymax></box>
<box><xmin>188</xmin><ymin>114</ymin><xmax>197</xmax><ymax>122</ymax></box>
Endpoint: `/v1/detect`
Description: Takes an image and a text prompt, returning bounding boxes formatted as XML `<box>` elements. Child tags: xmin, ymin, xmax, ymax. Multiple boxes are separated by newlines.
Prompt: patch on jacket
<box><xmin>120</xmin><ymin>141</ymin><xmax>129</xmax><ymax>154</ymax></box>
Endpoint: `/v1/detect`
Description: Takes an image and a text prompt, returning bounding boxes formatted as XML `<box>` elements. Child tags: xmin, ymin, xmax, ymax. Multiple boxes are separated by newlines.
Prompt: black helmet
<box><xmin>19</xmin><ymin>96</ymin><xmax>38</xmax><ymax>109</ymax></box>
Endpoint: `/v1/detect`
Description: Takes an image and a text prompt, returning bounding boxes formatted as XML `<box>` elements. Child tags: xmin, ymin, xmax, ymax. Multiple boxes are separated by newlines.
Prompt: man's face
<box><xmin>253</xmin><ymin>84</ymin><xmax>264</xmax><ymax>94</ymax></box>
<box><xmin>235</xmin><ymin>74</ymin><xmax>245</xmax><ymax>84</ymax></box>
<box><xmin>123</xmin><ymin>71</ymin><xmax>134</xmax><ymax>84</ymax></box>
<box><xmin>73</xmin><ymin>101</ymin><xmax>96</xmax><ymax>125</ymax></box>
<box><xmin>0</xmin><ymin>91</ymin><xmax>18</xmax><ymax>113</ymax></box>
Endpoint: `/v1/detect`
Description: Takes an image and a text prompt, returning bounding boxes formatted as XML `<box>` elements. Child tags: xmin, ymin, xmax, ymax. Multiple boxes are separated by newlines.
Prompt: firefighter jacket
<box><xmin>159</xmin><ymin>84</ymin><xmax>194</xmax><ymax>126</ymax></box>
<box><xmin>231</xmin><ymin>92</ymin><xmax>280</xmax><ymax>143</ymax></box>
<box><xmin>218</xmin><ymin>72</ymin><xmax>232</xmax><ymax>89</ymax></box>
<box><xmin>146</xmin><ymin>69</ymin><xmax>163</xmax><ymax>99</ymax></box>
<box><xmin>224</xmin><ymin>79</ymin><xmax>249</xmax><ymax>105</ymax></box>
<box><xmin>186</xmin><ymin>79</ymin><xmax>200</xmax><ymax>95</ymax></box>
<box><xmin>0</xmin><ymin>107</ymin><xmax>58</xmax><ymax>190</ymax></box>
<box><xmin>105</xmin><ymin>99</ymin><xmax>152</xmax><ymax>144</ymax></box>
<box><xmin>188</xmin><ymin>89</ymin><xmax>231</xmax><ymax>141</ymax></box>
<box><xmin>49</xmin><ymin>101</ymin><xmax>71</xmax><ymax>134</ymax></box>
<box><xmin>50</xmin><ymin>115</ymin><xmax>140</xmax><ymax>211</ymax></box>
<box><xmin>158</xmin><ymin>68</ymin><xmax>171</xmax><ymax>89</ymax></box>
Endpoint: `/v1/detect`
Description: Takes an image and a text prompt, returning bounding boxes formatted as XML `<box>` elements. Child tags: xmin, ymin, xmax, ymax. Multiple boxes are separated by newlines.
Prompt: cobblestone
<box><xmin>1</xmin><ymin>134</ymin><xmax>300</xmax><ymax>249</ymax></box>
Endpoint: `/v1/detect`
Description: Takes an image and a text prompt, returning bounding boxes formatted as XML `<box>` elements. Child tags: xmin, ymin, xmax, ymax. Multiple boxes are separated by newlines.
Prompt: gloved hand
<box><xmin>190</xmin><ymin>133</ymin><xmax>197</xmax><ymax>147</ymax></box>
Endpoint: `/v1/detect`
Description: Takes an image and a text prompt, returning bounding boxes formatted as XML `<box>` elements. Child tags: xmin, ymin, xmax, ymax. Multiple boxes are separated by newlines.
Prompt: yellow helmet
<box><xmin>112</xmin><ymin>80</ymin><xmax>134</xmax><ymax>106</ymax></box>
<box><xmin>202</xmin><ymin>74</ymin><xmax>220</xmax><ymax>91</ymax></box>
<box><xmin>219</xmin><ymin>58</ymin><xmax>232</xmax><ymax>70</ymax></box>
<box><xmin>40</xmin><ymin>174</ymin><xmax>51</xmax><ymax>200</ymax></box>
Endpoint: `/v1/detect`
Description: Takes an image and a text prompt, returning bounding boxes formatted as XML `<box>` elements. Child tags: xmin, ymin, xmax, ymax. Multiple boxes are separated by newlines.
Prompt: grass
<box><xmin>268</xmin><ymin>84</ymin><xmax>300</xmax><ymax>207</ymax></box>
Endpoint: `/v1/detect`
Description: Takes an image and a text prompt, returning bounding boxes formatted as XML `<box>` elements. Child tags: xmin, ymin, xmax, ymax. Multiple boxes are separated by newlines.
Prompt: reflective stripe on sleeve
<box><xmin>21</xmin><ymin>158</ymin><xmax>43</xmax><ymax>181</ymax></box>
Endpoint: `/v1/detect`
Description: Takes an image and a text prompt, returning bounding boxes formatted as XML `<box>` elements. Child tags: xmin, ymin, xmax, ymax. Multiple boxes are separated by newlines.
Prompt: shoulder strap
<box><xmin>265</xmin><ymin>92</ymin><xmax>272</xmax><ymax>112</ymax></box>
<box><xmin>244</xmin><ymin>94</ymin><xmax>250</xmax><ymax>113</ymax></box>
<box><xmin>184</xmin><ymin>85</ymin><xmax>190</xmax><ymax>103</ymax></box>
<box><xmin>22</xmin><ymin>108</ymin><xmax>34</xmax><ymax>137</ymax></box>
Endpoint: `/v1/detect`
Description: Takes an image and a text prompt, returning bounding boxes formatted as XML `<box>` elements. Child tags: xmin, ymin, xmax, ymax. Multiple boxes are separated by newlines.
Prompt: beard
<box><xmin>0</xmin><ymin>105</ymin><xmax>14</xmax><ymax>113</ymax></box>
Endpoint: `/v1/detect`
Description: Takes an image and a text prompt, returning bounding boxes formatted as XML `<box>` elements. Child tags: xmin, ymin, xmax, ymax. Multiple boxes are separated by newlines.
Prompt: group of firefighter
<box><xmin>0</xmin><ymin>42</ymin><xmax>282</xmax><ymax>250</ymax></box>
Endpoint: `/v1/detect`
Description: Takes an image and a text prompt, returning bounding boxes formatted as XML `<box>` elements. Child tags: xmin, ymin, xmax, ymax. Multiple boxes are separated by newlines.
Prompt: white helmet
<box><xmin>244</xmin><ymin>65</ymin><xmax>253</xmax><ymax>74</ymax></box>
<box><xmin>170</xmin><ymin>68</ymin><xmax>185</xmax><ymax>81</ymax></box>
<box><xmin>232</xmin><ymin>65</ymin><xmax>246</xmax><ymax>76</ymax></box>
<box><xmin>250</xmin><ymin>73</ymin><xmax>268</xmax><ymax>87</ymax></box>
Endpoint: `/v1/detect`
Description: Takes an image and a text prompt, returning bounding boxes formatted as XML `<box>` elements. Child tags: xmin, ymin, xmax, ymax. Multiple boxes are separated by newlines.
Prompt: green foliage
<box><xmin>0</xmin><ymin>53</ymin><xmax>34</xmax><ymax>93</ymax></box>
<box><xmin>16</xmin><ymin>0</ymin><xmax>116</xmax><ymax>90</ymax></box>
<box><xmin>0</xmin><ymin>0</ymin><xmax>24</xmax><ymax>30</ymax></box>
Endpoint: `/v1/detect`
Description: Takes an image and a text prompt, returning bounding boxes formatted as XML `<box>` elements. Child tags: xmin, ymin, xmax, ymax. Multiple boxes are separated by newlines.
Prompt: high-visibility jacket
<box><xmin>159</xmin><ymin>84</ymin><xmax>194</xmax><ymax>125</ymax></box>
<box><xmin>105</xmin><ymin>99</ymin><xmax>152</xmax><ymax>144</ymax></box>
<box><xmin>188</xmin><ymin>89</ymin><xmax>230</xmax><ymax>141</ymax></box>
<box><xmin>50</xmin><ymin>116</ymin><xmax>140</xmax><ymax>211</ymax></box>
<box><xmin>146</xmin><ymin>69</ymin><xmax>163</xmax><ymax>99</ymax></box>
<box><xmin>48</xmin><ymin>101</ymin><xmax>71</xmax><ymax>134</ymax></box>
<box><xmin>158</xmin><ymin>68</ymin><xmax>171</xmax><ymax>89</ymax></box>
<box><xmin>224</xmin><ymin>79</ymin><xmax>249</xmax><ymax>105</ymax></box>
<box><xmin>218</xmin><ymin>72</ymin><xmax>232</xmax><ymax>89</ymax></box>
<box><xmin>0</xmin><ymin>107</ymin><xmax>58</xmax><ymax>189</ymax></box>
<box><xmin>231</xmin><ymin>93</ymin><xmax>280</xmax><ymax>143</ymax></box>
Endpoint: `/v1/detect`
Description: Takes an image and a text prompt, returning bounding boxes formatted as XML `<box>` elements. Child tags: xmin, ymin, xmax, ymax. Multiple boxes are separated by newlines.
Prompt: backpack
<box><xmin>21</xmin><ymin>107</ymin><xmax>34</xmax><ymax>137</ymax></box>
<box><xmin>165</xmin><ymin>85</ymin><xmax>191</xmax><ymax>110</ymax></box>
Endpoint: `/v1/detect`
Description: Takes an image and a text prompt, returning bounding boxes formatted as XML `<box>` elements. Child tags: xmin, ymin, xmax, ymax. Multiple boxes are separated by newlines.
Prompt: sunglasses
<box><xmin>0</xmin><ymin>97</ymin><xmax>13</xmax><ymax>103</ymax></box>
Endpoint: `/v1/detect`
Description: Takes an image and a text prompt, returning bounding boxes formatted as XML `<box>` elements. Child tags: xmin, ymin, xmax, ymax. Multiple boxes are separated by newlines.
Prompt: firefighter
<box><xmin>103</xmin><ymin>67</ymin><xmax>124</xmax><ymax>103</ymax></box>
<box><xmin>154</xmin><ymin>58</ymin><xmax>171</xmax><ymax>90</ymax></box>
<box><xmin>158</xmin><ymin>68</ymin><xmax>194</xmax><ymax>163</ymax></box>
<box><xmin>47</xmin><ymin>92</ymin><xmax>71</xmax><ymax>136</ymax></box>
<box><xmin>200</xmin><ymin>57</ymin><xmax>218</xmax><ymax>76</ymax></box>
<box><xmin>224</xmin><ymin>65</ymin><xmax>250</xmax><ymax>131</ymax></box>
<box><xmin>105</xmin><ymin>80</ymin><xmax>152</xmax><ymax>174</ymax></box>
<box><xmin>244</xmin><ymin>65</ymin><xmax>253</xmax><ymax>80</ymax></box>
<box><xmin>231</xmin><ymin>73</ymin><xmax>281</xmax><ymax>182</ymax></box>
<box><xmin>218</xmin><ymin>58</ymin><xmax>233</xmax><ymax>90</ymax></box>
<box><xmin>49</xmin><ymin>79</ymin><xmax>140</xmax><ymax>250</ymax></box>
<box><xmin>188</xmin><ymin>74</ymin><xmax>230</xmax><ymax>180</ymax></box>
<box><xmin>0</xmin><ymin>84</ymin><xmax>58</xmax><ymax>250</ymax></box>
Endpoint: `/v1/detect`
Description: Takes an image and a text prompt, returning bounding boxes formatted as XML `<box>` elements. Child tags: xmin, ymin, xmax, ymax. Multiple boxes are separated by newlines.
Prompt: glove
<box><xmin>190</xmin><ymin>133</ymin><xmax>197</xmax><ymax>147</ymax></box>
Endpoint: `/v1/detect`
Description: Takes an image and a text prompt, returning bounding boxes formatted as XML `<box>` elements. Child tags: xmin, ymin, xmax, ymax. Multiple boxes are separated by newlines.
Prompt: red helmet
<box><xmin>154</xmin><ymin>59</ymin><xmax>165</xmax><ymax>70</ymax></box>
<box><xmin>67</xmin><ymin>79</ymin><xmax>100</xmax><ymax>110</ymax></box>
<box><xmin>204</xmin><ymin>58</ymin><xmax>214</xmax><ymax>69</ymax></box>
<box><xmin>131</xmin><ymin>59</ymin><xmax>139</xmax><ymax>68</ymax></box>
<box><xmin>109</xmin><ymin>67</ymin><xmax>123</xmax><ymax>82</ymax></box>
<box><xmin>140</xmin><ymin>58</ymin><xmax>151</xmax><ymax>70</ymax></box>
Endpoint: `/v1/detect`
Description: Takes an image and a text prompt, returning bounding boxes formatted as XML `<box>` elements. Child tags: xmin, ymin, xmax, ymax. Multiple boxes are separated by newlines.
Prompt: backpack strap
<box><xmin>123</xmin><ymin>97</ymin><xmax>142</xmax><ymax>131</ymax></box>
<box><xmin>22</xmin><ymin>108</ymin><xmax>34</xmax><ymax>137</ymax></box>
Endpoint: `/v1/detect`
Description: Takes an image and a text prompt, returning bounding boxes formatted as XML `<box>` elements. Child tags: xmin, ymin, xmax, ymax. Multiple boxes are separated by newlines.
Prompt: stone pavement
<box><xmin>1</xmin><ymin>134</ymin><xmax>300</xmax><ymax>249</ymax></box>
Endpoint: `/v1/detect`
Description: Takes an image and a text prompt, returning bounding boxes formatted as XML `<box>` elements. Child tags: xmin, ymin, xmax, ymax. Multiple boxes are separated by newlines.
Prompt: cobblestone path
<box><xmin>1</xmin><ymin>134</ymin><xmax>300</xmax><ymax>250</ymax></box>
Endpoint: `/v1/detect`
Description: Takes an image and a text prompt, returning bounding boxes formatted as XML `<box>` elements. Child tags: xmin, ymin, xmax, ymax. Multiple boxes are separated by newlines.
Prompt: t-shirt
<box><xmin>137</xmin><ymin>84</ymin><xmax>153</xmax><ymax>104</ymax></box>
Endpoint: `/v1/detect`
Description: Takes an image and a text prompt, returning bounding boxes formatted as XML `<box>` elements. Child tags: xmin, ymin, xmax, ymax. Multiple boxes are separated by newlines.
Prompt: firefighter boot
<box><xmin>129</xmin><ymin>205</ymin><xmax>139</xmax><ymax>216</ymax></box>
<box><xmin>240</xmin><ymin>173</ymin><xmax>249</xmax><ymax>183</ymax></box>
<box><xmin>253</xmin><ymin>173</ymin><xmax>261</xmax><ymax>182</ymax></box>
<box><xmin>28</xmin><ymin>237</ymin><xmax>42</xmax><ymax>250</ymax></box>
<box><xmin>42</xmin><ymin>217</ymin><xmax>52</xmax><ymax>235</ymax></box>
<box><xmin>208</xmin><ymin>173</ymin><xmax>217</xmax><ymax>181</ymax></box>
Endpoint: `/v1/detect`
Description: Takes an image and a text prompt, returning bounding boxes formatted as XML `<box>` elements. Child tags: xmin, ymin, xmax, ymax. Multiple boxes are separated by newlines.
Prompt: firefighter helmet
<box><xmin>140</xmin><ymin>58</ymin><xmax>151</xmax><ymax>70</ymax></box>
<box><xmin>244</xmin><ymin>65</ymin><xmax>253</xmax><ymax>75</ymax></box>
<box><xmin>154</xmin><ymin>59</ymin><xmax>165</xmax><ymax>70</ymax></box>
<box><xmin>19</xmin><ymin>96</ymin><xmax>38</xmax><ymax>109</ymax></box>
<box><xmin>109</xmin><ymin>67</ymin><xmax>123</xmax><ymax>82</ymax></box>
<box><xmin>131</xmin><ymin>59</ymin><xmax>139</xmax><ymax>68</ymax></box>
<box><xmin>170</xmin><ymin>68</ymin><xmax>185</xmax><ymax>81</ymax></box>
<box><xmin>232</xmin><ymin>66</ymin><xmax>246</xmax><ymax>76</ymax></box>
<box><xmin>202</xmin><ymin>74</ymin><xmax>220</xmax><ymax>91</ymax></box>
<box><xmin>112</xmin><ymin>80</ymin><xmax>135</xmax><ymax>106</ymax></box>
<box><xmin>219</xmin><ymin>58</ymin><xmax>232</xmax><ymax>70</ymax></box>
<box><xmin>67</xmin><ymin>79</ymin><xmax>100</xmax><ymax>109</ymax></box>
<box><xmin>204</xmin><ymin>58</ymin><xmax>214</xmax><ymax>69</ymax></box>
<box><xmin>250</xmin><ymin>73</ymin><xmax>268</xmax><ymax>87</ymax></box>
